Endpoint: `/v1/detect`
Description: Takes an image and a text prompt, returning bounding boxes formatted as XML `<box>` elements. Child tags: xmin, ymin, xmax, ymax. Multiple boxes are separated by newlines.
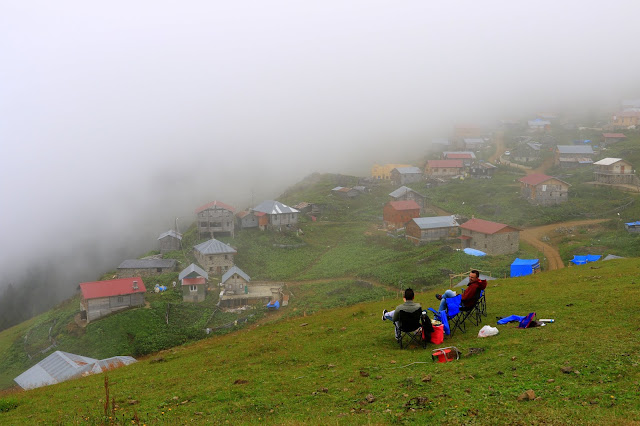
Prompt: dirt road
<box><xmin>520</xmin><ymin>219</ymin><xmax>608</xmax><ymax>270</ymax></box>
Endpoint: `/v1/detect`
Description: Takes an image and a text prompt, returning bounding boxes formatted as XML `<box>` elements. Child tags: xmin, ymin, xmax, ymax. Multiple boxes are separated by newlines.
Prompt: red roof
<box><xmin>460</xmin><ymin>218</ymin><xmax>515</xmax><ymax>234</ymax></box>
<box><xmin>427</xmin><ymin>160</ymin><xmax>464</xmax><ymax>168</ymax></box>
<box><xmin>388</xmin><ymin>200</ymin><xmax>421</xmax><ymax>211</ymax></box>
<box><xmin>195</xmin><ymin>200</ymin><xmax>236</xmax><ymax>214</ymax></box>
<box><xmin>182</xmin><ymin>277</ymin><xmax>206</xmax><ymax>286</ymax></box>
<box><xmin>80</xmin><ymin>277</ymin><xmax>146</xmax><ymax>300</ymax></box>
<box><xmin>445</xmin><ymin>153</ymin><xmax>472</xmax><ymax>159</ymax></box>
<box><xmin>519</xmin><ymin>173</ymin><xmax>553</xmax><ymax>186</ymax></box>
<box><xmin>603</xmin><ymin>133</ymin><xmax>625</xmax><ymax>138</ymax></box>
<box><xmin>236</xmin><ymin>211</ymin><xmax>250</xmax><ymax>218</ymax></box>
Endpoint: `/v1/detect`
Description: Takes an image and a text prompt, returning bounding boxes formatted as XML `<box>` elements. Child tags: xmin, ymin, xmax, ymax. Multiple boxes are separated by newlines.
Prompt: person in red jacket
<box><xmin>435</xmin><ymin>270</ymin><xmax>487</xmax><ymax>311</ymax></box>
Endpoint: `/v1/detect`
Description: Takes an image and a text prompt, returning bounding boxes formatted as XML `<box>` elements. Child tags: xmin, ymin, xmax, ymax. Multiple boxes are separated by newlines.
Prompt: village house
<box><xmin>389</xmin><ymin>186</ymin><xmax>427</xmax><ymax>211</ymax></box>
<box><xmin>390</xmin><ymin>167</ymin><xmax>423</xmax><ymax>185</ymax></box>
<box><xmin>179</xmin><ymin>263</ymin><xmax>209</xmax><ymax>303</ymax></box>
<box><xmin>383</xmin><ymin>200</ymin><xmax>421</xmax><ymax>229</ymax></box>
<box><xmin>593</xmin><ymin>158</ymin><xmax>637</xmax><ymax>185</ymax></box>
<box><xmin>555</xmin><ymin>145</ymin><xmax>595</xmax><ymax>168</ymax></box>
<box><xmin>519</xmin><ymin>173</ymin><xmax>570</xmax><ymax>205</ymax></box>
<box><xmin>454</xmin><ymin>124</ymin><xmax>483</xmax><ymax>139</ymax></box>
<box><xmin>179</xmin><ymin>263</ymin><xmax>208</xmax><ymax>283</ymax></box>
<box><xmin>624</xmin><ymin>221</ymin><xmax>640</xmax><ymax>233</ymax></box>
<box><xmin>252</xmin><ymin>200</ymin><xmax>299</xmax><ymax>231</ymax></box>
<box><xmin>157</xmin><ymin>230</ymin><xmax>182</xmax><ymax>254</ymax></box>
<box><xmin>195</xmin><ymin>200</ymin><xmax>236</xmax><ymax>239</ymax></box>
<box><xmin>405</xmin><ymin>216</ymin><xmax>459</xmax><ymax>245</ymax></box>
<box><xmin>79</xmin><ymin>277</ymin><xmax>146</xmax><ymax>323</ymax></box>
<box><xmin>512</xmin><ymin>142</ymin><xmax>543</xmax><ymax>163</ymax></box>
<box><xmin>371</xmin><ymin>163</ymin><xmax>412</xmax><ymax>180</ymax></box>
<box><xmin>468</xmin><ymin>161</ymin><xmax>497</xmax><ymax>178</ymax></box>
<box><xmin>528</xmin><ymin>119</ymin><xmax>551</xmax><ymax>132</ymax></box>
<box><xmin>293</xmin><ymin>201</ymin><xmax>322</xmax><ymax>216</ymax></box>
<box><xmin>463</xmin><ymin>138</ymin><xmax>486</xmax><ymax>151</ymax></box>
<box><xmin>117</xmin><ymin>259</ymin><xmax>176</xmax><ymax>278</ymax></box>
<box><xmin>602</xmin><ymin>133</ymin><xmax>626</xmax><ymax>145</ymax></box>
<box><xmin>221</xmin><ymin>266</ymin><xmax>251</xmax><ymax>296</ymax></box>
<box><xmin>193</xmin><ymin>238</ymin><xmax>236</xmax><ymax>275</ymax></box>
<box><xmin>218</xmin><ymin>266</ymin><xmax>283</xmax><ymax>309</ymax></box>
<box><xmin>425</xmin><ymin>159</ymin><xmax>464</xmax><ymax>178</ymax></box>
<box><xmin>460</xmin><ymin>218</ymin><xmax>521</xmax><ymax>255</ymax></box>
<box><xmin>236</xmin><ymin>210</ymin><xmax>260</xmax><ymax>229</ymax></box>
<box><xmin>611</xmin><ymin>111</ymin><xmax>640</xmax><ymax>128</ymax></box>
<box><xmin>430</xmin><ymin>138</ymin><xmax>451</xmax><ymax>152</ymax></box>
<box><xmin>331</xmin><ymin>186</ymin><xmax>360</xmax><ymax>198</ymax></box>
<box><xmin>443</xmin><ymin>151</ymin><xmax>476</xmax><ymax>167</ymax></box>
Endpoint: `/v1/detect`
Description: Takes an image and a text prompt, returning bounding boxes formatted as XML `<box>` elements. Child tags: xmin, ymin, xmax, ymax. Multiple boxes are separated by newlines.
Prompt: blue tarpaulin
<box><xmin>570</xmin><ymin>255</ymin><xmax>601</xmax><ymax>265</ymax></box>
<box><xmin>463</xmin><ymin>248</ymin><xmax>486</xmax><ymax>257</ymax></box>
<box><xmin>266</xmin><ymin>300</ymin><xmax>280</xmax><ymax>309</ymax></box>
<box><xmin>510</xmin><ymin>258</ymin><xmax>540</xmax><ymax>277</ymax></box>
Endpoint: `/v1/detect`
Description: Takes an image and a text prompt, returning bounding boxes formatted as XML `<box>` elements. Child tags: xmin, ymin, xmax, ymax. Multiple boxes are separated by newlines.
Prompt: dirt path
<box><xmin>520</xmin><ymin>218</ymin><xmax>608</xmax><ymax>270</ymax></box>
<box><xmin>489</xmin><ymin>131</ymin><xmax>505</xmax><ymax>163</ymax></box>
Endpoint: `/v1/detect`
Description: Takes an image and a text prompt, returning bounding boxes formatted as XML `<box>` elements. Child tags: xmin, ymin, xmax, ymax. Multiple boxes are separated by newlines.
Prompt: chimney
<box><xmin>133</xmin><ymin>280</ymin><xmax>139</xmax><ymax>290</ymax></box>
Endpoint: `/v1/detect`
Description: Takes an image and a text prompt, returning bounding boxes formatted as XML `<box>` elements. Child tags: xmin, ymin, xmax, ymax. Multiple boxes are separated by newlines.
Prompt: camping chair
<box><xmin>428</xmin><ymin>295</ymin><xmax>465</xmax><ymax>337</ymax></box>
<box><xmin>457</xmin><ymin>289</ymin><xmax>487</xmax><ymax>327</ymax></box>
<box><xmin>395</xmin><ymin>309</ymin><xmax>426</xmax><ymax>349</ymax></box>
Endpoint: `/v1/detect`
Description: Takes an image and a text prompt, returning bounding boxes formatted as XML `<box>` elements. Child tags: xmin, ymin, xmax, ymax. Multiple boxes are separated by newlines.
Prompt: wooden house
<box><xmin>390</xmin><ymin>167</ymin><xmax>423</xmax><ymax>185</ymax></box>
<box><xmin>157</xmin><ymin>230</ymin><xmax>182</xmax><ymax>254</ymax></box>
<box><xmin>405</xmin><ymin>216</ymin><xmax>459</xmax><ymax>245</ymax></box>
<box><xmin>602</xmin><ymin>133</ymin><xmax>626</xmax><ymax>145</ymax></box>
<box><xmin>519</xmin><ymin>173</ymin><xmax>570</xmax><ymax>205</ymax></box>
<box><xmin>555</xmin><ymin>145</ymin><xmax>594</xmax><ymax>168</ymax></box>
<box><xmin>195</xmin><ymin>200</ymin><xmax>236</xmax><ymax>239</ymax></box>
<box><xmin>611</xmin><ymin>111</ymin><xmax>640</xmax><ymax>128</ymax></box>
<box><xmin>389</xmin><ymin>186</ymin><xmax>426</xmax><ymax>211</ymax></box>
<box><xmin>383</xmin><ymin>200</ymin><xmax>421</xmax><ymax>229</ymax></box>
<box><xmin>252</xmin><ymin>200</ymin><xmax>299</xmax><ymax>231</ymax></box>
<box><xmin>117</xmin><ymin>259</ymin><xmax>176</xmax><ymax>278</ymax></box>
<box><xmin>593</xmin><ymin>158</ymin><xmax>637</xmax><ymax>185</ymax></box>
<box><xmin>193</xmin><ymin>239</ymin><xmax>236</xmax><ymax>275</ymax></box>
<box><xmin>443</xmin><ymin>151</ymin><xmax>476</xmax><ymax>167</ymax></box>
<box><xmin>371</xmin><ymin>163</ymin><xmax>412</xmax><ymax>180</ymax></box>
<box><xmin>331</xmin><ymin>186</ymin><xmax>360</xmax><ymax>198</ymax></box>
<box><xmin>468</xmin><ymin>162</ymin><xmax>497</xmax><ymax>178</ymax></box>
<box><xmin>182</xmin><ymin>277</ymin><xmax>206</xmax><ymax>303</ymax></box>
<box><xmin>460</xmin><ymin>218</ymin><xmax>520</xmax><ymax>255</ymax></box>
<box><xmin>425</xmin><ymin>160</ymin><xmax>464</xmax><ymax>178</ymax></box>
<box><xmin>79</xmin><ymin>277</ymin><xmax>146</xmax><ymax>323</ymax></box>
<box><xmin>236</xmin><ymin>210</ymin><xmax>259</xmax><ymax>229</ymax></box>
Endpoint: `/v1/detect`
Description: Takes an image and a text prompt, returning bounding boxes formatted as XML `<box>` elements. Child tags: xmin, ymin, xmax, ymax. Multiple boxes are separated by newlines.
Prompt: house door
<box><xmin>621</xmin><ymin>165</ymin><xmax>625</xmax><ymax>173</ymax></box>
<box><xmin>217</xmin><ymin>266</ymin><xmax>222</xmax><ymax>274</ymax></box>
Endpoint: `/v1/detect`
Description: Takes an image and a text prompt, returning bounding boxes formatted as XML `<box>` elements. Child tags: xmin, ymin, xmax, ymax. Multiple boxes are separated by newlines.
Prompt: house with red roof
<box><xmin>519</xmin><ymin>173</ymin><xmax>570</xmax><ymax>205</ymax></box>
<box><xmin>79</xmin><ymin>277</ymin><xmax>146</xmax><ymax>323</ymax></box>
<box><xmin>195</xmin><ymin>200</ymin><xmax>236</xmax><ymax>239</ymax></box>
<box><xmin>425</xmin><ymin>160</ymin><xmax>464</xmax><ymax>178</ymax></box>
<box><xmin>383</xmin><ymin>200</ymin><xmax>421</xmax><ymax>229</ymax></box>
<box><xmin>236</xmin><ymin>210</ymin><xmax>259</xmax><ymax>229</ymax></box>
<box><xmin>182</xmin><ymin>277</ymin><xmax>207</xmax><ymax>303</ymax></box>
<box><xmin>460</xmin><ymin>218</ymin><xmax>521</xmax><ymax>255</ymax></box>
<box><xmin>602</xmin><ymin>133</ymin><xmax>626</xmax><ymax>145</ymax></box>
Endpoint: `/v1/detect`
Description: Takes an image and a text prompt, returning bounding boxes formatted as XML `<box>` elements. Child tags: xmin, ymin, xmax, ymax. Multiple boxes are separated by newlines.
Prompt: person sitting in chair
<box><xmin>435</xmin><ymin>270</ymin><xmax>487</xmax><ymax>311</ymax></box>
<box><xmin>381</xmin><ymin>288</ymin><xmax>422</xmax><ymax>336</ymax></box>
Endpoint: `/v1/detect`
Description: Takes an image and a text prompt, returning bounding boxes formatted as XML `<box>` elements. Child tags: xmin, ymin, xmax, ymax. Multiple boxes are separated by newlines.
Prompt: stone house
<box><xmin>182</xmin><ymin>277</ymin><xmax>206</xmax><ymax>303</ymax></box>
<box><xmin>383</xmin><ymin>200</ymin><xmax>421</xmax><ymax>229</ymax></box>
<box><xmin>405</xmin><ymin>216</ymin><xmax>459</xmax><ymax>245</ymax></box>
<box><xmin>236</xmin><ymin>210</ymin><xmax>260</xmax><ymax>229</ymax></box>
<box><xmin>117</xmin><ymin>259</ymin><xmax>177</xmax><ymax>278</ymax></box>
<box><xmin>602</xmin><ymin>133</ymin><xmax>626</xmax><ymax>145</ymax></box>
<box><xmin>593</xmin><ymin>158</ymin><xmax>637</xmax><ymax>185</ymax></box>
<box><xmin>371</xmin><ymin>163</ymin><xmax>411</xmax><ymax>180</ymax></box>
<box><xmin>512</xmin><ymin>142</ymin><xmax>542</xmax><ymax>163</ymax></box>
<box><xmin>463</xmin><ymin>138</ymin><xmax>485</xmax><ymax>151</ymax></box>
<box><xmin>157</xmin><ymin>230</ymin><xmax>182</xmax><ymax>254</ymax></box>
<box><xmin>252</xmin><ymin>200</ymin><xmax>299</xmax><ymax>231</ymax></box>
<box><xmin>425</xmin><ymin>160</ymin><xmax>464</xmax><ymax>178</ymax></box>
<box><xmin>79</xmin><ymin>277</ymin><xmax>146</xmax><ymax>323</ymax></box>
<box><xmin>193</xmin><ymin>239</ymin><xmax>236</xmax><ymax>275</ymax></box>
<box><xmin>468</xmin><ymin>162</ymin><xmax>497</xmax><ymax>178</ymax></box>
<box><xmin>390</xmin><ymin>167</ymin><xmax>423</xmax><ymax>185</ymax></box>
<box><xmin>459</xmin><ymin>218</ymin><xmax>520</xmax><ymax>255</ymax></box>
<box><xmin>195</xmin><ymin>200</ymin><xmax>236</xmax><ymax>239</ymax></box>
<box><xmin>519</xmin><ymin>173</ymin><xmax>570</xmax><ymax>205</ymax></box>
<box><xmin>389</xmin><ymin>186</ymin><xmax>427</xmax><ymax>212</ymax></box>
<box><xmin>443</xmin><ymin>151</ymin><xmax>476</xmax><ymax>167</ymax></box>
<box><xmin>555</xmin><ymin>145</ymin><xmax>595</xmax><ymax>168</ymax></box>
<box><xmin>331</xmin><ymin>186</ymin><xmax>360</xmax><ymax>198</ymax></box>
<box><xmin>221</xmin><ymin>266</ymin><xmax>251</xmax><ymax>296</ymax></box>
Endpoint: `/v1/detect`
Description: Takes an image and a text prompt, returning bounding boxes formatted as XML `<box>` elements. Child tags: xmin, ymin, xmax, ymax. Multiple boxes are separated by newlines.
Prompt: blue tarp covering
<box><xmin>570</xmin><ymin>255</ymin><xmax>601</xmax><ymax>265</ymax></box>
<box><xmin>266</xmin><ymin>300</ymin><xmax>280</xmax><ymax>309</ymax></box>
<box><xmin>510</xmin><ymin>258</ymin><xmax>540</xmax><ymax>277</ymax></box>
<box><xmin>463</xmin><ymin>248</ymin><xmax>486</xmax><ymax>257</ymax></box>
<box><xmin>625</xmin><ymin>221</ymin><xmax>640</xmax><ymax>226</ymax></box>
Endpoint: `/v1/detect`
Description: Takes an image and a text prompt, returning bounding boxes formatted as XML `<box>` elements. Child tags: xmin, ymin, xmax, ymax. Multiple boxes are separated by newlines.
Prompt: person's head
<box><xmin>469</xmin><ymin>270</ymin><xmax>480</xmax><ymax>282</ymax></box>
<box><xmin>403</xmin><ymin>288</ymin><xmax>415</xmax><ymax>301</ymax></box>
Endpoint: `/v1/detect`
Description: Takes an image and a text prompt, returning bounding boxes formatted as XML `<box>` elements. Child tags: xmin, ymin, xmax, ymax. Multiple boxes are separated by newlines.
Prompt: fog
<box><xmin>1</xmin><ymin>1</ymin><xmax>640</xmax><ymax>320</ymax></box>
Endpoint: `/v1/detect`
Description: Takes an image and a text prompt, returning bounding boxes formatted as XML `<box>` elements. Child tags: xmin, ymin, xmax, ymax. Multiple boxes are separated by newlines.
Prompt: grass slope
<box><xmin>1</xmin><ymin>258</ymin><xmax>639</xmax><ymax>424</ymax></box>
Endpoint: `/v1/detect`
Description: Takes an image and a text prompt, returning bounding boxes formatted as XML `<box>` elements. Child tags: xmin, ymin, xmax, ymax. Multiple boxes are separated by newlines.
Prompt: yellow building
<box><xmin>371</xmin><ymin>163</ymin><xmax>412</xmax><ymax>180</ymax></box>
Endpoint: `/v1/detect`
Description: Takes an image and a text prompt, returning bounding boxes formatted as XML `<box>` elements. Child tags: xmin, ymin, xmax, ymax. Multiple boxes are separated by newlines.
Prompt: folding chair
<box><xmin>395</xmin><ymin>309</ymin><xmax>426</xmax><ymax>349</ymax></box>
<box><xmin>457</xmin><ymin>290</ymin><xmax>487</xmax><ymax>328</ymax></box>
<box><xmin>428</xmin><ymin>295</ymin><xmax>465</xmax><ymax>337</ymax></box>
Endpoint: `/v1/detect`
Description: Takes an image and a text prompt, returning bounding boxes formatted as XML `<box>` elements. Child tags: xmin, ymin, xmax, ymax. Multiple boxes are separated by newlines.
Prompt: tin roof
<box><xmin>222</xmin><ymin>266</ymin><xmax>251</xmax><ymax>284</ymax></box>
<box><xmin>195</xmin><ymin>200</ymin><xmax>236</xmax><ymax>214</ymax></box>
<box><xmin>157</xmin><ymin>230</ymin><xmax>182</xmax><ymax>240</ymax></box>
<box><xmin>411</xmin><ymin>216</ymin><xmax>458</xmax><ymax>229</ymax></box>
<box><xmin>603</xmin><ymin>133</ymin><xmax>625</xmax><ymax>138</ymax></box>
<box><xmin>194</xmin><ymin>239</ymin><xmax>237</xmax><ymax>255</ymax></box>
<box><xmin>178</xmin><ymin>263</ymin><xmax>208</xmax><ymax>281</ymax></box>
<box><xmin>443</xmin><ymin>151</ymin><xmax>476</xmax><ymax>159</ymax></box>
<box><xmin>89</xmin><ymin>356</ymin><xmax>137</xmax><ymax>374</ymax></box>
<box><xmin>445</xmin><ymin>153</ymin><xmax>472</xmax><ymax>159</ymax></box>
<box><xmin>182</xmin><ymin>277</ymin><xmax>206</xmax><ymax>286</ymax></box>
<box><xmin>118</xmin><ymin>259</ymin><xmax>177</xmax><ymax>269</ymax></box>
<box><xmin>427</xmin><ymin>160</ymin><xmax>464</xmax><ymax>168</ymax></box>
<box><xmin>80</xmin><ymin>277</ymin><xmax>146</xmax><ymax>300</ymax></box>
<box><xmin>593</xmin><ymin>157</ymin><xmax>624</xmax><ymax>166</ymax></box>
<box><xmin>556</xmin><ymin>145</ymin><xmax>594</xmax><ymax>154</ymax></box>
<box><xmin>388</xmin><ymin>200</ymin><xmax>421</xmax><ymax>211</ymax></box>
<box><xmin>519</xmin><ymin>173</ymin><xmax>553</xmax><ymax>185</ymax></box>
<box><xmin>393</xmin><ymin>167</ymin><xmax>422</xmax><ymax>174</ymax></box>
<box><xmin>389</xmin><ymin>186</ymin><xmax>423</xmax><ymax>198</ymax></box>
<box><xmin>253</xmin><ymin>200</ymin><xmax>299</xmax><ymax>214</ymax></box>
<box><xmin>460</xmin><ymin>218</ymin><xmax>519</xmax><ymax>234</ymax></box>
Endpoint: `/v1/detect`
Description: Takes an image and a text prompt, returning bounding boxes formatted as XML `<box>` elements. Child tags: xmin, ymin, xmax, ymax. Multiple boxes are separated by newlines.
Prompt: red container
<box><xmin>430</xmin><ymin>324</ymin><xmax>444</xmax><ymax>345</ymax></box>
<box><xmin>432</xmin><ymin>347</ymin><xmax>459</xmax><ymax>363</ymax></box>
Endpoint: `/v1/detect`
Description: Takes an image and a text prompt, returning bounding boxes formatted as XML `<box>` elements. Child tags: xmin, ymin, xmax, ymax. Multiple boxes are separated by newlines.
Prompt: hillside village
<box><xmin>4</xmin><ymin>100</ymin><xmax>640</xmax><ymax>397</ymax></box>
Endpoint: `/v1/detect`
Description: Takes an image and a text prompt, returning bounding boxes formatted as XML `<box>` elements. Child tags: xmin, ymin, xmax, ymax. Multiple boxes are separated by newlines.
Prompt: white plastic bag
<box><xmin>478</xmin><ymin>325</ymin><xmax>499</xmax><ymax>338</ymax></box>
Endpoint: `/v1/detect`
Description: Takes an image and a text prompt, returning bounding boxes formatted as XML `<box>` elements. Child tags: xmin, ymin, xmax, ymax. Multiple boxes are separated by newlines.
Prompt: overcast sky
<box><xmin>1</xmin><ymin>1</ymin><xmax>640</xmax><ymax>296</ymax></box>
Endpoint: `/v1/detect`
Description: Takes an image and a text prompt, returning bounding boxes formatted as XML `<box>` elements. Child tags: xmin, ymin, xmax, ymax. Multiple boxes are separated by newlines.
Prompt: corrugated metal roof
<box><xmin>253</xmin><ymin>200</ymin><xmax>299</xmax><ymax>214</ymax></box>
<box><xmin>14</xmin><ymin>351</ymin><xmax>97</xmax><ymax>390</ymax></box>
<box><xmin>194</xmin><ymin>239</ymin><xmax>237</xmax><ymax>255</ymax></box>
<box><xmin>195</xmin><ymin>200</ymin><xmax>236</xmax><ymax>214</ymax></box>
<box><xmin>89</xmin><ymin>356</ymin><xmax>137</xmax><ymax>374</ymax></box>
<box><xmin>519</xmin><ymin>173</ymin><xmax>553</xmax><ymax>185</ymax></box>
<box><xmin>427</xmin><ymin>160</ymin><xmax>464</xmax><ymax>168</ymax></box>
<box><xmin>602</xmin><ymin>133</ymin><xmax>625</xmax><ymax>138</ymax></box>
<box><xmin>463</xmin><ymin>138</ymin><xmax>484</xmax><ymax>144</ymax></box>
<box><xmin>118</xmin><ymin>259</ymin><xmax>177</xmax><ymax>269</ymax></box>
<box><xmin>526</xmin><ymin>142</ymin><xmax>542</xmax><ymax>150</ymax></box>
<box><xmin>443</xmin><ymin>151</ymin><xmax>476</xmax><ymax>159</ymax></box>
<box><xmin>221</xmin><ymin>266</ymin><xmax>251</xmax><ymax>284</ymax></box>
<box><xmin>389</xmin><ymin>186</ymin><xmax>422</xmax><ymax>198</ymax></box>
<box><xmin>388</xmin><ymin>200</ymin><xmax>421</xmax><ymax>211</ymax></box>
<box><xmin>182</xmin><ymin>277</ymin><xmax>206</xmax><ymax>286</ymax></box>
<box><xmin>411</xmin><ymin>216</ymin><xmax>458</xmax><ymax>229</ymax></box>
<box><xmin>556</xmin><ymin>145</ymin><xmax>594</xmax><ymax>154</ymax></box>
<box><xmin>461</xmin><ymin>218</ymin><xmax>519</xmax><ymax>234</ymax></box>
<box><xmin>393</xmin><ymin>167</ymin><xmax>422</xmax><ymax>174</ymax></box>
<box><xmin>80</xmin><ymin>277</ymin><xmax>146</xmax><ymax>300</ymax></box>
<box><xmin>331</xmin><ymin>186</ymin><xmax>345</xmax><ymax>191</ymax></box>
<box><xmin>157</xmin><ymin>230</ymin><xmax>182</xmax><ymax>240</ymax></box>
<box><xmin>178</xmin><ymin>263</ymin><xmax>208</xmax><ymax>281</ymax></box>
<box><xmin>593</xmin><ymin>158</ymin><xmax>623</xmax><ymax>166</ymax></box>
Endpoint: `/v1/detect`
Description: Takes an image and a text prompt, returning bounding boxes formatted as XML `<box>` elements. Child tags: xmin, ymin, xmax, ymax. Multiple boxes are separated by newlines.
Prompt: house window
<box><xmin>224</xmin><ymin>255</ymin><xmax>228</xmax><ymax>260</ymax></box>
<box><xmin>189</xmin><ymin>285</ymin><xmax>197</xmax><ymax>292</ymax></box>
<box><xmin>117</xmin><ymin>296</ymin><xmax>124</xmax><ymax>303</ymax></box>
<box><xmin>156</xmin><ymin>268</ymin><xmax>162</xmax><ymax>272</ymax></box>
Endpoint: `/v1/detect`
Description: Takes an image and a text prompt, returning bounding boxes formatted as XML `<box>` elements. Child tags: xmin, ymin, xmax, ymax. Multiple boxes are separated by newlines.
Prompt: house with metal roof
<box><xmin>463</xmin><ymin>138</ymin><xmax>486</xmax><ymax>151</ymax></box>
<box><xmin>425</xmin><ymin>160</ymin><xmax>464</xmax><ymax>178</ymax></box>
<box><xmin>193</xmin><ymin>239</ymin><xmax>237</xmax><ymax>275</ymax></box>
<box><xmin>236</xmin><ymin>210</ymin><xmax>260</xmax><ymax>229</ymax></box>
<box><xmin>389</xmin><ymin>186</ymin><xmax>426</xmax><ymax>211</ymax></box>
<box><xmin>179</xmin><ymin>263</ymin><xmax>209</xmax><ymax>282</ymax></box>
<box><xmin>331</xmin><ymin>186</ymin><xmax>360</xmax><ymax>198</ymax></box>
<box><xmin>405</xmin><ymin>216</ymin><xmax>459</xmax><ymax>244</ymax></box>
<box><xmin>157</xmin><ymin>230</ymin><xmax>182</xmax><ymax>254</ymax></box>
<box><xmin>468</xmin><ymin>161</ymin><xmax>497</xmax><ymax>179</ymax></box>
<box><xmin>182</xmin><ymin>277</ymin><xmax>207</xmax><ymax>303</ymax></box>
<box><xmin>383</xmin><ymin>200</ymin><xmax>421</xmax><ymax>230</ymax></box>
<box><xmin>117</xmin><ymin>258</ymin><xmax>177</xmax><ymax>278</ymax></box>
<box><xmin>80</xmin><ymin>277</ymin><xmax>146</xmax><ymax>323</ymax></box>
<box><xmin>220</xmin><ymin>266</ymin><xmax>251</xmax><ymax>300</ymax></box>
<box><xmin>195</xmin><ymin>200</ymin><xmax>236</xmax><ymax>239</ymax></box>
<box><xmin>443</xmin><ymin>151</ymin><xmax>476</xmax><ymax>167</ymax></box>
<box><xmin>519</xmin><ymin>173</ymin><xmax>570</xmax><ymax>205</ymax></box>
<box><xmin>555</xmin><ymin>145</ymin><xmax>595</xmax><ymax>168</ymax></box>
<box><xmin>252</xmin><ymin>200</ymin><xmax>299</xmax><ymax>231</ymax></box>
<box><xmin>528</xmin><ymin>119</ymin><xmax>551</xmax><ymax>132</ymax></box>
<box><xmin>371</xmin><ymin>163</ymin><xmax>412</xmax><ymax>180</ymax></box>
<box><xmin>593</xmin><ymin>158</ymin><xmax>637</xmax><ymax>185</ymax></box>
<box><xmin>602</xmin><ymin>133</ymin><xmax>626</xmax><ymax>145</ymax></box>
<box><xmin>14</xmin><ymin>351</ymin><xmax>136</xmax><ymax>390</ymax></box>
<box><xmin>390</xmin><ymin>167</ymin><xmax>423</xmax><ymax>185</ymax></box>
<box><xmin>460</xmin><ymin>218</ymin><xmax>521</xmax><ymax>255</ymax></box>
<box><xmin>512</xmin><ymin>142</ymin><xmax>543</xmax><ymax>163</ymax></box>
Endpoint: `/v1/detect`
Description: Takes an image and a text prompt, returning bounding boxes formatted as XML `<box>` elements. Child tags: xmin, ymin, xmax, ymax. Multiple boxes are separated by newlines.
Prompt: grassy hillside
<box><xmin>0</xmin><ymin>258</ymin><xmax>638</xmax><ymax>424</ymax></box>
